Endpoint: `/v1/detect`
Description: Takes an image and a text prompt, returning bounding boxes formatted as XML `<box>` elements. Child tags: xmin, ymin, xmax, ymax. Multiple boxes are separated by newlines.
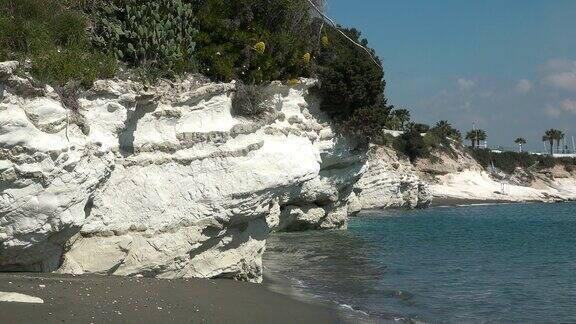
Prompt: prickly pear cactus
<box><xmin>92</xmin><ymin>0</ymin><xmax>198</xmax><ymax>77</ymax></box>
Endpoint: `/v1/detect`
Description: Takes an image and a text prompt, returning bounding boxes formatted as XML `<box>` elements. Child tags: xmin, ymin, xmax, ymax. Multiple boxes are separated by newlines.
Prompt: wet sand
<box><xmin>0</xmin><ymin>273</ymin><xmax>343</xmax><ymax>323</ymax></box>
<box><xmin>429</xmin><ymin>197</ymin><xmax>554</xmax><ymax>207</ymax></box>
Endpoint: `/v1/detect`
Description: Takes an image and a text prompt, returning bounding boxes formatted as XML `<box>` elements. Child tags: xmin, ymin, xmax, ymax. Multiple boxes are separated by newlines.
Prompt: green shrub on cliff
<box><xmin>469</xmin><ymin>149</ymin><xmax>576</xmax><ymax>174</ymax></box>
<box><xmin>0</xmin><ymin>0</ymin><xmax>116</xmax><ymax>86</ymax></box>
<box><xmin>394</xmin><ymin>127</ymin><xmax>429</xmax><ymax>162</ymax></box>
<box><xmin>419</xmin><ymin>121</ymin><xmax>462</xmax><ymax>158</ymax></box>
<box><xmin>471</xmin><ymin>150</ymin><xmax>541</xmax><ymax>174</ymax></box>
<box><xmin>194</xmin><ymin>0</ymin><xmax>319</xmax><ymax>83</ymax></box>
<box><xmin>340</xmin><ymin>105</ymin><xmax>392</xmax><ymax>142</ymax></box>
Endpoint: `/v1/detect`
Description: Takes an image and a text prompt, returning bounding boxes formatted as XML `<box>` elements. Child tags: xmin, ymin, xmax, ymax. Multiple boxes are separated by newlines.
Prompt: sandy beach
<box><xmin>0</xmin><ymin>273</ymin><xmax>342</xmax><ymax>323</ymax></box>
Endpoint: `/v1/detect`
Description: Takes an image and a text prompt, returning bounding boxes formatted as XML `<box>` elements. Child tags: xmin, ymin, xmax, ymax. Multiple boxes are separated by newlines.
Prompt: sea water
<box><xmin>264</xmin><ymin>203</ymin><xmax>576</xmax><ymax>323</ymax></box>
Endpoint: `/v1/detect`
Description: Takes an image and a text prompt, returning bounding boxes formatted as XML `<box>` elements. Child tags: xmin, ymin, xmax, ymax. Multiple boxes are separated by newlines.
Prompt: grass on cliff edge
<box><xmin>0</xmin><ymin>0</ymin><xmax>117</xmax><ymax>87</ymax></box>
<box><xmin>0</xmin><ymin>0</ymin><xmax>399</xmax><ymax>146</ymax></box>
<box><xmin>469</xmin><ymin>149</ymin><xmax>576</xmax><ymax>174</ymax></box>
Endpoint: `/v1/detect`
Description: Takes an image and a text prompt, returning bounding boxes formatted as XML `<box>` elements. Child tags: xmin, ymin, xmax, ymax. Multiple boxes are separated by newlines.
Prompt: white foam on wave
<box><xmin>337</xmin><ymin>303</ymin><xmax>370</xmax><ymax>316</ymax></box>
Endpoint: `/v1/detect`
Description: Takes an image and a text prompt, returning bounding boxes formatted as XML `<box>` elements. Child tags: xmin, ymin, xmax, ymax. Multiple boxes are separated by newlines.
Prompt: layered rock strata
<box><xmin>0</xmin><ymin>61</ymin><xmax>364</xmax><ymax>282</ymax></box>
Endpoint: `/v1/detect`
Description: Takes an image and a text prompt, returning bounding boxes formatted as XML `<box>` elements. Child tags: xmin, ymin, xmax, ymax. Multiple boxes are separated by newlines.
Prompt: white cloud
<box><xmin>542</xmin><ymin>98</ymin><xmax>576</xmax><ymax>118</ymax></box>
<box><xmin>561</xmin><ymin>99</ymin><xmax>576</xmax><ymax>112</ymax></box>
<box><xmin>515</xmin><ymin>79</ymin><xmax>532</xmax><ymax>94</ymax></box>
<box><xmin>543</xmin><ymin>59</ymin><xmax>576</xmax><ymax>92</ymax></box>
<box><xmin>545</xmin><ymin>72</ymin><xmax>576</xmax><ymax>91</ymax></box>
<box><xmin>544</xmin><ymin>58</ymin><xmax>576</xmax><ymax>72</ymax></box>
<box><xmin>545</xmin><ymin>105</ymin><xmax>562</xmax><ymax>118</ymax></box>
<box><xmin>457</xmin><ymin>78</ymin><xmax>476</xmax><ymax>91</ymax></box>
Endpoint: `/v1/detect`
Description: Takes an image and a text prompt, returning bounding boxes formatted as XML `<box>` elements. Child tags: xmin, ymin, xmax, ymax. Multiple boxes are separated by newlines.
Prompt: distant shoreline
<box><xmin>430</xmin><ymin>197</ymin><xmax>573</xmax><ymax>208</ymax></box>
<box><xmin>357</xmin><ymin>197</ymin><xmax>573</xmax><ymax>214</ymax></box>
<box><xmin>430</xmin><ymin>197</ymin><xmax>522</xmax><ymax>207</ymax></box>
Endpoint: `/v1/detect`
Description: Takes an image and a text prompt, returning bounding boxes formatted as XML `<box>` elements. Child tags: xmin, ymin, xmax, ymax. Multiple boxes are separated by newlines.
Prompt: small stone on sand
<box><xmin>0</xmin><ymin>292</ymin><xmax>44</xmax><ymax>304</ymax></box>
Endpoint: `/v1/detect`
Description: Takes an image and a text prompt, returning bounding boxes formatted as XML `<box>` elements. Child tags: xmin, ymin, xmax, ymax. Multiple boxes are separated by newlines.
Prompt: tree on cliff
<box><xmin>465</xmin><ymin>129</ymin><xmax>486</xmax><ymax>148</ymax></box>
<box><xmin>308</xmin><ymin>0</ymin><xmax>400</xmax><ymax>143</ymax></box>
<box><xmin>543</xmin><ymin>131</ymin><xmax>554</xmax><ymax>155</ymax></box>
<box><xmin>392</xmin><ymin>109</ymin><xmax>411</xmax><ymax>130</ymax></box>
<box><xmin>316</xmin><ymin>27</ymin><xmax>386</xmax><ymax>118</ymax></box>
<box><xmin>315</xmin><ymin>25</ymin><xmax>394</xmax><ymax>142</ymax></box>
<box><xmin>433</xmin><ymin>120</ymin><xmax>461</xmax><ymax>142</ymax></box>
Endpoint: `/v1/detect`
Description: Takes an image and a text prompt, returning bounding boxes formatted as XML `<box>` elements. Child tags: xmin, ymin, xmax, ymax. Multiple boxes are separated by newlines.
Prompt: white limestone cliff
<box><xmin>415</xmin><ymin>147</ymin><xmax>576</xmax><ymax>204</ymax></box>
<box><xmin>354</xmin><ymin>146</ymin><xmax>432</xmax><ymax>210</ymax></box>
<box><xmin>0</xmin><ymin>61</ymin><xmax>365</xmax><ymax>282</ymax></box>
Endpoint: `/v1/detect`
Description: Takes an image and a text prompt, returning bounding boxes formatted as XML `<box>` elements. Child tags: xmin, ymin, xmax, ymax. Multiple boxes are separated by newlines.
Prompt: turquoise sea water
<box><xmin>264</xmin><ymin>203</ymin><xmax>576</xmax><ymax>323</ymax></box>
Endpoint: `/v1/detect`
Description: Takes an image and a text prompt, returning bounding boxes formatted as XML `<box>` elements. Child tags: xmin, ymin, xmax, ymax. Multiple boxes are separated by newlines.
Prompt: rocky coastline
<box><xmin>3</xmin><ymin>60</ymin><xmax>576</xmax><ymax>284</ymax></box>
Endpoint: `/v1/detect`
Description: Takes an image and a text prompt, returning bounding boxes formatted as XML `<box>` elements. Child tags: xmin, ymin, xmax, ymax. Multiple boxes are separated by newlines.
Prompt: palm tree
<box><xmin>476</xmin><ymin>129</ymin><xmax>487</xmax><ymax>148</ymax></box>
<box><xmin>392</xmin><ymin>109</ymin><xmax>411</xmax><ymax>130</ymax></box>
<box><xmin>555</xmin><ymin>130</ymin><xmax>565</xmax><ymax>154</ymax></box>
<box><xmin>433</xmin><ymin>120</ymin><xmax>461</xmax><ymax>142</ymax></box>
<box><xmin>435</xmin><ymin>120</ymin><xmax>451</xmax><ymax>133</ymax></box>
<box><xmin>465</xmin><ymin>130</ymin><xmax>478</xmax><ymax>148</ymax></box>
<box><xmin>515</xmin><ymin>138</ymin><xmax>527</xmax><ymax>153</ymax></box>
<box><xmin>542</xmin><ymin>129</ymin><xmax>565</xmax><ymax>155</ymax></box>
<box><xmin>543</xmin><ymin>129</ymin><xmax>559</xmax><ymax>155</ymax></box>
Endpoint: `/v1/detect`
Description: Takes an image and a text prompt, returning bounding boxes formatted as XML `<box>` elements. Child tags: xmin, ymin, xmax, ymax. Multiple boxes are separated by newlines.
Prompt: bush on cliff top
<box><xmin>231</xmin><ymin>82</ymin><xmax>274</xmax><ymax>119</ymax></box>
<box><xmin>194</xmin><ymin>0</ymin><xmax>320</xmax><ymax>83</ymax></box>
<box><xmin>394</xmin><ymin>127</ymin><xmax>429</xmax><ymax>162</ymax></box>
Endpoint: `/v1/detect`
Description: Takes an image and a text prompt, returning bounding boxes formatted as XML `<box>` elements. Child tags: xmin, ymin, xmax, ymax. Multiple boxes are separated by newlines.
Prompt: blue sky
<box><xmin>328</xmin><ymin>0</ymin><xmax>576</xmax><ymax>150</ymax></box>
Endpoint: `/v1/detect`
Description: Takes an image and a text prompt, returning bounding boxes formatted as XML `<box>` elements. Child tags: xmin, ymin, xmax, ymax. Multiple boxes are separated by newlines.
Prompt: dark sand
<box><xmin>0</xmin><ymin>273</ymin><xmax>344</xmax><ymax>323</ymax></box>
<box><xmin>431</xmin><ymin>197</ymin><xmax>568</xmax><ymax>207</ymax></box>
<box><xmin>430</xmin><ymin>197</ymin><xmax>517</xmax><ymax>207</ymax></box>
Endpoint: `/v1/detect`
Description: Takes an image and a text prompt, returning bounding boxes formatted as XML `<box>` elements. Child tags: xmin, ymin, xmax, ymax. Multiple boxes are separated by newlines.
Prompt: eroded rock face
<box><xmin>355</xmin><ymin>146</ymin><xmax>432</xmax><ymax>210</ymax></box>
<box><xmin>0</xmin><ymin>61</ymin><xmax>365</xmax><ymax>282</ymax></box>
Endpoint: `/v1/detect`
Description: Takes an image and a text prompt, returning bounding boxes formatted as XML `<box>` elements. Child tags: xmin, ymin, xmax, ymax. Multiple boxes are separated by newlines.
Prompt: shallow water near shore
<box><xmin>264</xmin><ymin>202</ymin><xmax>576</xmax><ymax>323</ymax></box>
